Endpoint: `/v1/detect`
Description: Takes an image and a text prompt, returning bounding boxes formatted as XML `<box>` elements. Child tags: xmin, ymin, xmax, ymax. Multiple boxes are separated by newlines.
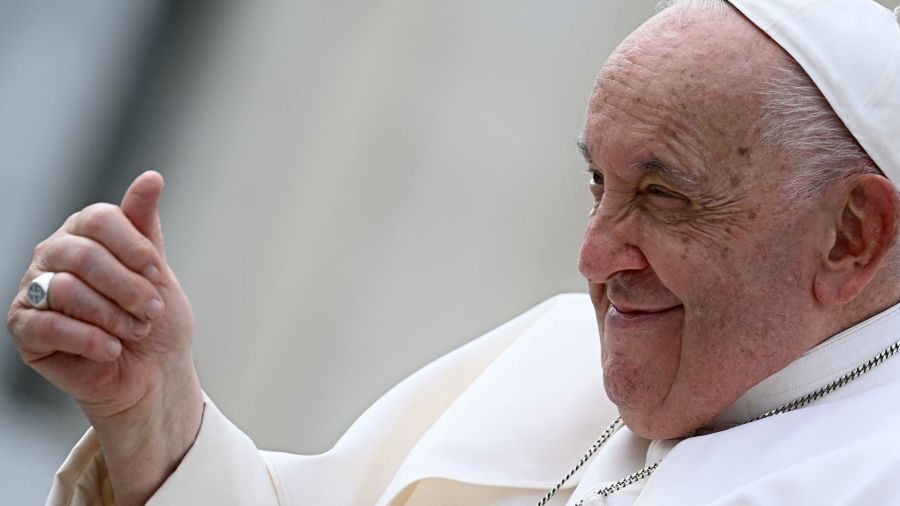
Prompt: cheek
<box><xmin>643</xmin><ymin>210</ymin><xmax>807</xmax><ymax>304</ymax></box>
<box><xmin>672</xmin><ymin>231</ymin><xmax>814</xmax><ymax>367</ymax></box>
<box><xmin>589</xmin><ymin>283</ymin><xmax>607</xmax><ymax>350</ymax></box>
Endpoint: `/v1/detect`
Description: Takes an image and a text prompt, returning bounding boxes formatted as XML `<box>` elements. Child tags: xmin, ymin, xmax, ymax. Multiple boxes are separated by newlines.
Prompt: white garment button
<box><xmin>581</xmin><ymin>493</ymin><xmax>605</xmax><ymax>506</ymax></box>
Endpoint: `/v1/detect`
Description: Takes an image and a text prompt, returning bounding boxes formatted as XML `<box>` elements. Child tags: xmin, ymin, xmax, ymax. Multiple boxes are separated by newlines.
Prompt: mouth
<box><xmin>605</xmin><ymin>301</ymin><xmax>684</xmax><ymax>329</ymax></box>
<box><xmin>608</xmin><ymin>302</ymin><xmax>682</xmax><ymax>318</ymax></box>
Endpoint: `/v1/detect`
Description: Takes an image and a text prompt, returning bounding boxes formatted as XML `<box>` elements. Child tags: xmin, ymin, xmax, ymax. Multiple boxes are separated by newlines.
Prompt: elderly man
<box><xmin>8</xmin><ymin>0</ymin><xmax>900</xmax><ymax>504</ymax></box>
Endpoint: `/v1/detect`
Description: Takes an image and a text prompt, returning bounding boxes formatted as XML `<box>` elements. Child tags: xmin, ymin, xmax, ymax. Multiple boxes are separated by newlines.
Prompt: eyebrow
<box><xmin>629</xmin><ymin>159</ymin><xmax>702</xmax><ymax>189</ymax></box>
<box><xmin>576</xmin><ymin>138</ymin><xmax>701</xmax><ymax>189</ymax></box>
<box><xmin>576</xmin><ymin>138</ymin><xmax>591</xmax><ymax>162</ymax></box>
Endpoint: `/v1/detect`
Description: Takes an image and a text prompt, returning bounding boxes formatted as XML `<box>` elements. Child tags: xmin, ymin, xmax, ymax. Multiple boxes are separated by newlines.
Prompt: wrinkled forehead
<box><xmin>584</xmin><ymin>8</ymin><xmax>789</xmax><ymax>170</ymax></box>
<box><xmin>591</xmin><ymin>7</ymin><xmax>786</xmax><ymax>113</ymax></box>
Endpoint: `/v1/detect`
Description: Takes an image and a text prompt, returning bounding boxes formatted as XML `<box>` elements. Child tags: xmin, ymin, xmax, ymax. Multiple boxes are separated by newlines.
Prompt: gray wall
<box><xmin>156</xmin><ymin>0</ymin><xmax>658</xmax><ymax>455</ymax></box>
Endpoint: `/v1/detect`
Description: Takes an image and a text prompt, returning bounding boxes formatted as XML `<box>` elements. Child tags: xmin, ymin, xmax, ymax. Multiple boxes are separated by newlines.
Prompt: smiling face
<box><xmin>578</xmin><ymin>8</ymin><xmax>839</xmax><ymax>438</ymax></box>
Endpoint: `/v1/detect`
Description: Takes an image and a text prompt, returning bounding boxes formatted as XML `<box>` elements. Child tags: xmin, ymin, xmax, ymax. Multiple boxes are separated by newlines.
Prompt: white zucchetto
<box><xmin>726</xmin><ymin>0</ymin><xmax>900</xmax><ymax>185</ymax></box>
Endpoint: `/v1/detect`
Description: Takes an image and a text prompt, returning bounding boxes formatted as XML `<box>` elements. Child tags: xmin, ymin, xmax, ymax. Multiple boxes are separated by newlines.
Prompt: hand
<box><xmin>7</xmin><ymin>171</ymin><xmax>203</xmax><ymax>505</ymax></box>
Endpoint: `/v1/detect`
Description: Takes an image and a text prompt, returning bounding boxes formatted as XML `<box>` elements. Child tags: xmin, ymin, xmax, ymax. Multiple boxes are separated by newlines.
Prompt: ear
<box><xmin>813</xmin><ymin>174</ymin><xmax>900</xmax><ymax>305</ymax></box>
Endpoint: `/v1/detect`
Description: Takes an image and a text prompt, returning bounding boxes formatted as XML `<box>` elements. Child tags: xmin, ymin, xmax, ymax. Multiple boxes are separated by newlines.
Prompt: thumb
<box><xmin>121</xmin><ymin>170</ymin><xmax>166</xmax><ymax>256</ymax></box>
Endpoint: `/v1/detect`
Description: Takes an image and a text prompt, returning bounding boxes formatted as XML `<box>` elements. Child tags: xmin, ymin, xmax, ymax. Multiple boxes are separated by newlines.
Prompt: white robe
<box><xmin>46</xmin><ymin>294</ymin><xmax>900</xmax><ymax>505</ymax></box>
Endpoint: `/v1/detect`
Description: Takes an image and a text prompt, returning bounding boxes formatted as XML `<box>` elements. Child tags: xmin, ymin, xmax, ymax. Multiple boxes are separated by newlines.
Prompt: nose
<box><xmin>578</xmin><ymin>208</ymin><xmax>649</xmax><ymax>283</ymax></box>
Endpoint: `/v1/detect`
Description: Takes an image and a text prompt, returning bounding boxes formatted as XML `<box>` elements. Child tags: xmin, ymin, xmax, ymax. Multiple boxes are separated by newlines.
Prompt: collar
<box><xmin>707</xmin><ymin>301</ymin><xmax>900</xmax><ymax>430</ymax></box>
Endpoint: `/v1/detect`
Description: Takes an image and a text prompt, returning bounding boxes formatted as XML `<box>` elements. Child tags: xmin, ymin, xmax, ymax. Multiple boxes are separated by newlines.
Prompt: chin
<box><xmin>617</xmin><ymin>400</ymin><xmax>721</xmax><ymax>440</ymax></box>
<box><xmin>603</xmin><ymin>372</ymin><xmax>704</xmax><ymax>439</ymax></box>
<box><xmin>602</xmin><ymin>363</ymin><xmax>688</xmax><ymax>438</ymax></box>
<box><xmin>621</xmin><ymin>411</ymin><xmax>688</xmax><ymax>439</ymax></box>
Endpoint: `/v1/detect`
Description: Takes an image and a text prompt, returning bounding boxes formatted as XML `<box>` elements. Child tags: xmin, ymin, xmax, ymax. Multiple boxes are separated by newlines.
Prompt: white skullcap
<box><xmin>725</xmin><ymin>0</ymin><xmax>900</xmax><ymax>186</ymax></box>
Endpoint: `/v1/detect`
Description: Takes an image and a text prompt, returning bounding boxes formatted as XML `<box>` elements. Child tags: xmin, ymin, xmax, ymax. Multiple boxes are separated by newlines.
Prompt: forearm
<box><xmin>87</xmin><ymin>365</ymin><xmax>204</xmax><ymax>506</ymax></box>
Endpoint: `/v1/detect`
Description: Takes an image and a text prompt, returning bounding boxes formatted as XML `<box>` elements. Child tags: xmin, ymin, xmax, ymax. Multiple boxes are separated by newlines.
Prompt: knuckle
<box><xmin>135</xmin><ymin>242</ymin><xmax>158</xmax><ymax>266</ymax></box>
<box><xmin>14</xmin><ymin>311</ymin><xmax>65</xmax><ymax>356</ymax></box>
<box><xmin>62</xmin><ymin>211</ymin><xmax>80</xmax><ymax>232</ymax></box>
<box><xmin>79</xmin><ymin>203</ymin><xmax>118</xmax><ymax>235</ymax></box>
<box><xmin>6</xmin><ymin>306</ymin><xmax>22</xmax><ymax>336</ymax></box>
<box><xmin>104</xmin><ymin>307</ymin><xmax>128</xmax><ymax>336</ymax></box>
<box><xmin>32</xmin><ymin>239</ymin><xmax>49</xmax><ymax>259</ymax></box>
<box><xmin>122</xmin><ymin>279</ymin><xmax>146</xmax><ymax>309</ymax></box>
<box><xmin>82</xmin><ymin>332</ymin><xmax>99</xmax><ymax>357</ymax></box>
<box><xmin>17</xmin><ymin>313</ymin><xmax>53</xmax><ymax>352</ymax></box>
<box><xmin>37</xmin><ymin>313</ymin><xmax>59</xmax><ymax>338</ymax></box>
<box><xmin>70</xmin><ymin>240</ymin><xmax>97</xmax><ymax>273</ymax></box>
<box><xmin>18</xmin><ymin>266</ymin><xmax>40</xmax><ymax>291</ymax></box>
<box><xmin>83</xmin><ymin>328</ymin><xmax>107</xmax><ymax>357</ymax></box>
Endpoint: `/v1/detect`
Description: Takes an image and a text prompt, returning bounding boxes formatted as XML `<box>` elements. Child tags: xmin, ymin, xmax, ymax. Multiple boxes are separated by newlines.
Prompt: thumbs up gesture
<box><xmin>7</xmin><ymin>171</ymin><xmax>203</xmax><ymax>504</ymax></box>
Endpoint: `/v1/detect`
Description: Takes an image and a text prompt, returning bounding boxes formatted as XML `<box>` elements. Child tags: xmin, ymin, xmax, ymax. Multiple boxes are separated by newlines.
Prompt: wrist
<box><xmin>88</xmin><ymin>362</ymin><xmax>204</xmax><ymax>506</ymax></box>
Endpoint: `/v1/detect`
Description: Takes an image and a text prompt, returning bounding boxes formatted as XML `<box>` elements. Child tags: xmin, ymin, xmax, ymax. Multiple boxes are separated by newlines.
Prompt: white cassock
<box><xmin>46</xmin><ymin>294</ymin><xmax>900</xmax><ymax>505</ymax></box>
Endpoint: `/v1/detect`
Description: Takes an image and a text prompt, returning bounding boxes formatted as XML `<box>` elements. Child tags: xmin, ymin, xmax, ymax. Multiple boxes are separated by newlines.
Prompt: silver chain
<box><xmin>538</xmin><ymin>338</ymin><xmax>900</xmax><ymax>506</ymax></box>
<box><xmin>536</xmin><ymin>418</ymin><xmax>623</xmax><ymax>505</ymax></box>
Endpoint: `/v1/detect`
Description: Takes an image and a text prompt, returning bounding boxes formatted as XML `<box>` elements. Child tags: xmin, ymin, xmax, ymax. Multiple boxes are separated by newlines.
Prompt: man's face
<box><xmin>578</xmin><ymin>9</ymin><xmax>831</xmax><ymax>438</ymax></box>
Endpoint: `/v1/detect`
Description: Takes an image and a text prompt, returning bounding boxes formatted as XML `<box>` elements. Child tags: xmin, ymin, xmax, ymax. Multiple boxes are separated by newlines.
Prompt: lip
<box><xmin>605</xmin><ymin>302</ymin><xmax>683</xmax><ymax>329</ymax></box>
<box><xmin>608</xmin><ymin>301</ymin><xmax>681</xmax><ymax>315</ymax></box>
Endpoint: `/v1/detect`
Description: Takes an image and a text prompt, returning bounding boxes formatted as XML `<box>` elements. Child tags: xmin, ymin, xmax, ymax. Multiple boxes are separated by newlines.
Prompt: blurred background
<box><xmin>2</xmin><ymin>0</ymin><xmax>896</xmax><ymax>503</ymax></box>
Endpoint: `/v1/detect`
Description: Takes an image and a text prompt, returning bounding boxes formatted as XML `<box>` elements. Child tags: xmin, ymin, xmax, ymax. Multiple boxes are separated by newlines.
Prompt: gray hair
<box><xmin>656</xmin><ymin>0</ymin><xmax>733</xmax><ymax>15</ymax></box>
<box><xmin>656</xmin><ymin>0</ymin><xmax>883</xmax><ymax>200</ymax></box>
<box><xmin>656</xmin><ymin>0</ymin><xmax>898</xmax><ymax>289</ymax></box>
<box><xmin>757</xmin><ymin>59</ymin><xmax>882</xmax><ymax>200</ymax></box>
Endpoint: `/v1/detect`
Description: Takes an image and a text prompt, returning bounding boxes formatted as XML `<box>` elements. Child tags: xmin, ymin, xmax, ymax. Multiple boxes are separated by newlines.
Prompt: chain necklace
<box><xmin>538</xmin><ymin>339</ymin><xmax>900</xmax><ymax>506</ymax></box>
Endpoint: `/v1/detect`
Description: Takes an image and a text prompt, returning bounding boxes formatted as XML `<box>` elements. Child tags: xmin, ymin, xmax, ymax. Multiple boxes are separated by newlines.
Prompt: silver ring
<box><xmin>26</xmin><ymin>272</ymin><xmax>56</xmax><ymax>309</ymax></box>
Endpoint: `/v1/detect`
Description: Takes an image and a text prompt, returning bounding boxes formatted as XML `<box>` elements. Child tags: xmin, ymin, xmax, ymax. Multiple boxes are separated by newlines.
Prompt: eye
<box><xmin>644</xmin><ymin>184</ymin><xmax>689</xmax><ymax>208</ymax></box>
<box><xmin>647</xmin><ymin>185</ymin><xmax>680</xmax><ymax>199</ymax></box>
<box><xmin>585</xmin><ymin>169</ymin><xmax>604</xmax><ymax>216</ymax></box>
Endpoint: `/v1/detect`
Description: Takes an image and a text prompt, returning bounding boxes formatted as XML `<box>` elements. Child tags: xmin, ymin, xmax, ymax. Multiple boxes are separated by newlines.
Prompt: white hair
<box><xmin>656</xmin><ymin>0</ymin><xmax>898</xmax><ymax>288</ymax></box>
<box><xmin>656</xmin><ymin>0</ymin><xmax>883</xmax><ymax>200</ymax></box>
<box><xmin>656</xmin><ymin>0</ymin><xmax>733</xmax><ymax>15</ymax></box>
<box><xmin>756</xmin><ymin>58</ymin><xmax>881</xmax><ymax>199</ymax></box>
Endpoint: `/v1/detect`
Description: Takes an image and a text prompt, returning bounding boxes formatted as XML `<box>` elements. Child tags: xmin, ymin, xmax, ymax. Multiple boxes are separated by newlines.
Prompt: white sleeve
<box><xmin>46</xmin><ymin>400</ymin><xmax>282</xmax><ymax>506</ymax></box>
<box><xmin>147</xmin><ymin>399</ymin><xmax>282</xmax><ymax>505</ymax></box>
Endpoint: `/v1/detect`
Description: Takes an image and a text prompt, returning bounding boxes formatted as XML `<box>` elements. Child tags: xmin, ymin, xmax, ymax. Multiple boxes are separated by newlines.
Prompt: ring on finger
<box><xmin>26</xmin><ymin>272</ymin><xmax>56</xmax><ymax>309</ymax></box>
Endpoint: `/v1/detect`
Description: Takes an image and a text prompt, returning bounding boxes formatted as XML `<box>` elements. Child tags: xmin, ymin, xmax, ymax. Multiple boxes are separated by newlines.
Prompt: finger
<box><xmin>45</xmin><ymin>272</ymin><xmax>151</xmax><ymax>340</ymax></box>
<box><xmin>120</xmin><ymin>171</ymin><xmax>165</xmax><ymax>256</ymax></box>
<box><xmin>22</xmin><ymin>211</ymin><xmax>88</xmax><ymax>291</ymax></box>
<box><xmin>8</xmin><ymin>307</ymin><xmax>122</xmax><ymax>363</ymax></box>
<box><xmin>67</xmin><ymin>203</ymin><xmax>163</xmax><ymax>284</ymax></box>
<box><xmin>35</xmin><ymin>235</ymin><xmax>164</xmax><ymax>321</ymax></box>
